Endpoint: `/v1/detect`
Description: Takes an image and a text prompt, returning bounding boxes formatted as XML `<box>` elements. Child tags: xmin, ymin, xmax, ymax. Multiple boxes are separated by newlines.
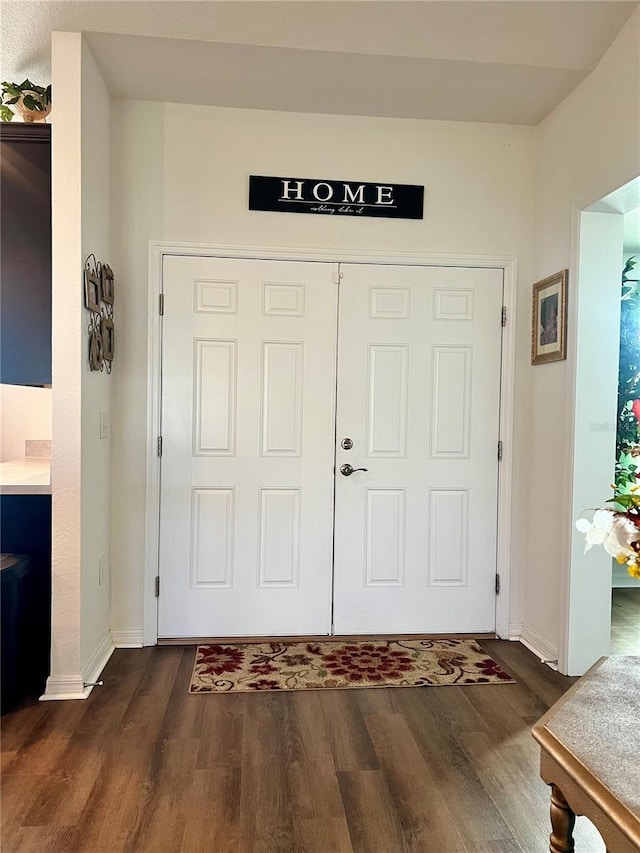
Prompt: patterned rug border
<box><xmin>189</xmin><ymin>638</ymin><xmax>515</xmax><ymax>694</ymax></box>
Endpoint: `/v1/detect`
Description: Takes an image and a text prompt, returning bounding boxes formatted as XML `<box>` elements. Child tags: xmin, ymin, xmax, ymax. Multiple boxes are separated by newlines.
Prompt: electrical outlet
<box><xmin>99</xmin><ymin>411</ymin><xmax>109</xmax><ymax>440</ymax></box>
<box><xmin>98</xmin><ymin>555</ymin><xmax>105</xmax><ymax>586</ymax></box>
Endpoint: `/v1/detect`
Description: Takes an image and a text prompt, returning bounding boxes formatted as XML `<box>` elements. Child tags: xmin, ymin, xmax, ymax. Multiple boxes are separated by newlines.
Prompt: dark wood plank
<box><xmin>319</xmin><ymin>688</ymin><xmax>380</xmax><ymax>772</ymax></box>
<box><xmin>287</xmin><ymin>691</ymin><xmax>348</xmax><ymax>820</ymax></box>
<box><xmin>2</xmin><ymin>700</ymin><xmax>89</xmax><ymax>778</ymax></box>
<box><xmin>395</xmin><ymin>687</ymin><xmax>519</xmax><ymax>851</ymax></box>
<box><xmin>1</xmin><ymin>773</ymin><xmax>51</xmax><ymax>844</ymax></box>
<box><xmin>238</xmin><ymin>692</ymin><xmax>295</xmax><ymax>850</ymax></box>
<box><xmin>611</xmin><ymin>588</ymin><xmax>640</xmax><ymax>654</ymax></box>
<box><xmin>458</xmin><ymin>729</ymin><xmax>551</xmax><ymax>850</ymax></box>
<box><xmin>479</xmin><ymin>638</ymin><xmax>574</xmax><ymax>708</ymax></box>
<box><xmin>54</xmin><ymin>647</ymin><xmax>184</xmax><ymax>852</ymax></box>
<box><xmin>157</xmin><ymin>646</ymin><xmax>207</xmax><ymax>741</ymax></box>
<box><xmin>364</xmin><ymin>709</ymin><xmax>467</xmax><ymax>851</ymax></box>
<box><xmin>3</xmin><ymin>826</ymin><xmax>77</xmax><ymax>853</ymax></box>
<box><xmin>337</xmin><ymin>769</ymin><xmax>409</xmax><ymax>853</ymax></box>
<box><xmin>0</xmin><ymin>699</ymin><xmax>48</xmax><ymax>756</ymax></box>
<box><xmin>181</xmin><ymin>767</ymin><xmax>242</xmax><ymax>852</ymax></box>
<box><xmin>293</xmin><ymin>816</ymin><xmax>353</xmax><ymax>852</ymax></box>
<box><xmin>194</xmin><ymin>692</ymin><xmax>245</xmax><ymax>771</ymax></box>
<box><xmin>0</xmin><ymin>641</ymin><xmax>610</xmax><ymax>852</ymax></box>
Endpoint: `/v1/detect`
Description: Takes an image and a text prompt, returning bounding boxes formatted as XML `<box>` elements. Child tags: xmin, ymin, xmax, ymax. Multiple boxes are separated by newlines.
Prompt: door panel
<box><xmin>158</xmin><ymin>256</ymin><xmax>503</xmax><ymax>638</ymax></box>
<box><xmin>158</xmin><ymin>256</ymin><xmax>337</xmax><ymax>637</ymax></box>
<box><xmin>333</xmin><ymin>264</ymin><xmax>503</xmax><ymax>634</ymax></box>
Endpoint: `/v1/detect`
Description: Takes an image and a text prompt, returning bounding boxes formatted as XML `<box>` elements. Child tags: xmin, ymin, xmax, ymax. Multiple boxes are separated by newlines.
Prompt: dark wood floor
<box><xmin>611</xmin><ymin>587</ymin><xmax>640</xmax><ymax>654</ymax></box>
<box><xmin>1</xmin><ymin>639</ymin><xmax>608</xmax><ymax>852</ymax></box>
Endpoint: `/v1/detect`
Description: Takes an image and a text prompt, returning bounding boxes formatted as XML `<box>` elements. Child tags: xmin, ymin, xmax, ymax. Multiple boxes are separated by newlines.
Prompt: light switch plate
<box><xmin>99</xmin><ymin>411</ymin><xmax>109</xmax><ymax>440</ymax></box>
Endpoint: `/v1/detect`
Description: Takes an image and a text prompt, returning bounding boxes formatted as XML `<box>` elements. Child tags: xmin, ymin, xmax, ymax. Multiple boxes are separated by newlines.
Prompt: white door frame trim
<box><xmin>144</xmin><ymin>241</ymin><xmax>518</xmax><ymax>646</ymax></box>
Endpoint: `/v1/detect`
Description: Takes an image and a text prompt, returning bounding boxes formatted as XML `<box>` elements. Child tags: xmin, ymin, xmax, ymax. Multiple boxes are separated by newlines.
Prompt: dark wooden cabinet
<box><xmin>0</xmin><ymin>494</ymin><xmax>52</xmax><ymax>709</ymax></box>
<box><xmin>0</xmin><ymin>123</ymin><xmax>51</xmax><ymax>387</ymax></box>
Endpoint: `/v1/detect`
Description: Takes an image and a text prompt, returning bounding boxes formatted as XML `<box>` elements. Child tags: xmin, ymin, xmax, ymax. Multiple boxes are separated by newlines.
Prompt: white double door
<box><xmin>158</xmin><ymin>256</ymin><xmax>503</xmax><ymax>638</ymax></box>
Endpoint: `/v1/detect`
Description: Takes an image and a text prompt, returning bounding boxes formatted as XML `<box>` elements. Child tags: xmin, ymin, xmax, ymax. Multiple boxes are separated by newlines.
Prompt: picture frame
<box><xmin>101</xmin><ymin>263</ymin><xmax>115</xmax><ymax>305</ymax></box>
<box><xmin>102</xmin><ymin>317</ymin><xmax>115</xmax><ymax>362</ymax></box>
<box><xmin>84</xmin><ymin>267</ymin><xmax>101</xmax><ymax>313</ymax></box>
<box><xmin>531</xmin><ymin>269</ymin><xmax>568</xmax><ymax>365</ymax></box>
<box><xmin>88</xmin><ymin>314</ymin><xmax>103</xmax><ymax>372</ymax></box>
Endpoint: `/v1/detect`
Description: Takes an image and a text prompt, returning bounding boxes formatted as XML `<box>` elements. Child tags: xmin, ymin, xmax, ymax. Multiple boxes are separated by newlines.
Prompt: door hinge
<box><xmin>501</xmin><ymin>306</ymin><xmax>507</xmax><ymax>326</ymax></box>
<box><xmin>495</xmin><ymin>573</ymin><xmax>501</xmax><ymax>595</ymax></box>
<box><xmin>497</xmin><ymin>440</ymin><xmax>503</xmax><ymax>461</ymax></box>
<box><xmin>157</xmin><ymin>435</ymin><xmax>163</xmax><ymax>457</ymax></box>
<box><xmin>334</xmin><ymin>270</ymin><xmax>343</xmax><ymax>285</ymax></box>
<box><xmin>159</xmin><ymin>293</ymin><xmax>164</xmax><ymax>315</ymax></box>
<box><xmin>155</xmin><ymin>576</ymin><xmax>160</xmax><ymax>597</ymax></box>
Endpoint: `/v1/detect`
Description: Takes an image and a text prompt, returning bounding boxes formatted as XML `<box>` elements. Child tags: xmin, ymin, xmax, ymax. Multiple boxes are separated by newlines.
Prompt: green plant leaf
<box><xmin>607</xmin><ymin>493</ymin><xmax>637</xmax><ymax>509</ymax></box>
<box><xmin>21</xmin><ymin>95</ymin><xmax>38</xmax><ymax>110</ymax></box>
<box><xmin>0</xmin><ymin>104</ymin><xmax>14</xmax><ymax>122</ymax></box>
<box><xmin>0</xmin><ymin>79</ymin><xmax>51</xmax><ymax>108</ymax></box>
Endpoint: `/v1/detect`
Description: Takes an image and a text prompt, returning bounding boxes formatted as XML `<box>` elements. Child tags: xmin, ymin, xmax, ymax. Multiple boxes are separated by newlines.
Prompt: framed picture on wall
<box><xmin>531</xmin><ymin>269</ymin><xmax>568</xmax><ymax>365</ymax></box>
<box><xmin>102</xmin><ymin>317</ymin><xmax>115</xmax><ymax>362</ymax></box>
<box><xmin>101</xmin><ymin>264</ymin><xmax>115</xmax><ymax>304</ymax></box>
<box><xmin>84</xmin><ymin>267</ymin><xmax>101</xmax><ymax>313</ymax></box>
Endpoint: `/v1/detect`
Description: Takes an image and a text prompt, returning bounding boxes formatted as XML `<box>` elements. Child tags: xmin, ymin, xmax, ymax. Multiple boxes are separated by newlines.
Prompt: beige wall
<box><xmin>0</xmin><ymin>384</ymin><xmax>51</xmax><ymax>462</ymax></box>
<box><xmin>48</xmin><ymin>31</ymin><xmax>83</xmax><ymax>697</ymax></box>
<box><xmin>527</xmin><ymin>7</ymin><xmax>640</xmax><ymax>670</ymax></box>
<box><xmin>50</xmin><ymin>7</ymin><xmax>639</xmax><ymax>676</ymax></box>
<box><xmin>80</xmin><ymin>37</ymin><xmax>112</xmax><ymax>673</ymax></box>
<box><xmin>110</xmin><ymin>102</ymin><xmax>537</xmax><ymax>641</ymax></box>
<box><xmin>46</xmin><ymin>32</ymin><xmax>112</xmax><ymax>698</ymax></box>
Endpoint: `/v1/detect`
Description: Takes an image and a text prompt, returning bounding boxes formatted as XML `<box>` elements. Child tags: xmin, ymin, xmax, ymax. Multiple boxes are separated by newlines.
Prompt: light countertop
<box><xmin>0</xmin><ymin>458</ymin><xmax>51</xmax><ymax>494</ymax></box>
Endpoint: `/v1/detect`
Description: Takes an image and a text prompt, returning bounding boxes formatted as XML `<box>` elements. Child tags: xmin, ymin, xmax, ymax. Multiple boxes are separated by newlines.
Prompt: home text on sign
<box><xmin>249</xmin><ymin>175</ymin><xmax>424</xmax><ymax>220</ymax></box>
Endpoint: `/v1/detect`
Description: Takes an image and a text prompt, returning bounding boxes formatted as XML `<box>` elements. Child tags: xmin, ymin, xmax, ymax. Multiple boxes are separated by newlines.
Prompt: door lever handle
<box><xmin>340</xmin><ymin>463</ymin><xmax>368</xmax><ymax>477</ymax></box>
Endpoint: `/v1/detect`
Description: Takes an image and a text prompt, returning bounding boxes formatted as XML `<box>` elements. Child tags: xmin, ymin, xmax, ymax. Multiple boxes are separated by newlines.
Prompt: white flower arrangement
<box><xmin>576</xmin><ymin>488</ymin><xmax>640</xmax><ymax>579</ymax></box>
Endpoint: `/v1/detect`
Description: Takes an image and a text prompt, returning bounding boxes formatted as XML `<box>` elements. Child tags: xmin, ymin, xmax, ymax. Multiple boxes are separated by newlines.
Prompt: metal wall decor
<box><xmin>84</xmin><ymin>254</ymin><xmax>115</xmax><ymax>373</ymax></box>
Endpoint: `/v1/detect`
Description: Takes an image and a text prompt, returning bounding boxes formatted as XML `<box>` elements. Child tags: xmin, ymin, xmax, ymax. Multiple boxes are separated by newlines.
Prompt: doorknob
<box><xmin>340</xmin><ymin>463</ymin><xmax>368</xmax><ymax>476</ymax></box>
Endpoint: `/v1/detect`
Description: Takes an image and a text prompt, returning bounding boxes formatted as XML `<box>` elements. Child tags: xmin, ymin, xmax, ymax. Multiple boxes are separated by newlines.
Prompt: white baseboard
<box><xmin>507</xmin><ymin>621</ymin><xmax>559</xmax><ymax>670</ymax></box>
<box><xmin>83</xmin><ymin>631</ymin><xmax>115</xmax><ymax>688</ymax></box>
<box><xmin>40</xmin><ymin>631</ymin><xmax>115</xmax><ymax>701</ymax></box>
<box><xmin>40</xmin><ymin>674</ymin><xmax>91</xmax><ymax>701</ymax></box>
<box><xmin>111</xmin><ymin>629</ymin><xmax>144</xmax><ymax>648</ymax></box>
<box><xmin>519</xmin><ymin>622</ymin><xmax>559</xmax><ymax>669</ymax></box>
<box><xmin>508</xmin><ymin>620</ymin><xmax>523</xmax><ymax>640</ymax></box>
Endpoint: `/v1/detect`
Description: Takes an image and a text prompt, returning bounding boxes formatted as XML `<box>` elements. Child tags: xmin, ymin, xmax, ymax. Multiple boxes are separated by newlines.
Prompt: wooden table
<box><xmin>532</xmin><ymin>656</ymin><xmax>640</xmax><ymax>852</ymax></box>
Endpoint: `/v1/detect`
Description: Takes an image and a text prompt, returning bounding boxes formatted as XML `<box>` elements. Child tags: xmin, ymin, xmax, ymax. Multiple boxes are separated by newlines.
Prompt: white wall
<box><xmin>0</xmin><ymin>384</ymin><xmax>51</xmax><ymax>462</ymax></box>
<box><xmin>56</xmin><ymin>6</ymin><xmax>639</xmax><ymax>669</ymax></box>
<box><xmin>528</xmin><ymin>7</ymin><xmax>640</xmax><ymax>672</ymax></box>
<box><xmin>48</xmin><ymin>31</ymin><xmax>84</xmax><ymax>698</ymax></box>
<box><xmin>110</xmin><ymin>102</ymin><xmax>537</xmax><ymax>641</ymax></box>
<box><xmin>80</xmin><ymin>37</ymin><xmax>112</xmax><ymax>672</ymax></box>
<box><xmin>45</xmin><ymin>32</ymin><xmax>112</xmax><ymax>699</ymax></box>
<box><xmin>567</xmin><ymin>212</ymin><xmax>623</xmax><ymax>672</ymax></box>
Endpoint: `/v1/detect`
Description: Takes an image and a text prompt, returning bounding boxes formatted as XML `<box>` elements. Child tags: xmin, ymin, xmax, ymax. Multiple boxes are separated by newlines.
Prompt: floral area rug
<box><xmin>189</xmin><ymin>638</ymin><xmax>514</xmax><ymax>693</ymax></box>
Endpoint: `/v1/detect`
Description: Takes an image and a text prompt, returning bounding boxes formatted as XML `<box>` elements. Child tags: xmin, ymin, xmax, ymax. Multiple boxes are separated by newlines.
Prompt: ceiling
<box><xmin>2</xmin><ymin>1</ymin><xmax>638</xmax><ymax>125</ymax></box>
<box><xmin>2</xmin><ymin>2</ymin><xmax>638</xmax><ymax>245</ymax></box>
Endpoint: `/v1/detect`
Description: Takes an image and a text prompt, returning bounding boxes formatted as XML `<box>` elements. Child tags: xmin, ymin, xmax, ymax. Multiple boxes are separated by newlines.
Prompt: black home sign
<box><xmin>249</xmin><ymin>175</ymin><xmax>424</xmax><ymax>220</ymax></box>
